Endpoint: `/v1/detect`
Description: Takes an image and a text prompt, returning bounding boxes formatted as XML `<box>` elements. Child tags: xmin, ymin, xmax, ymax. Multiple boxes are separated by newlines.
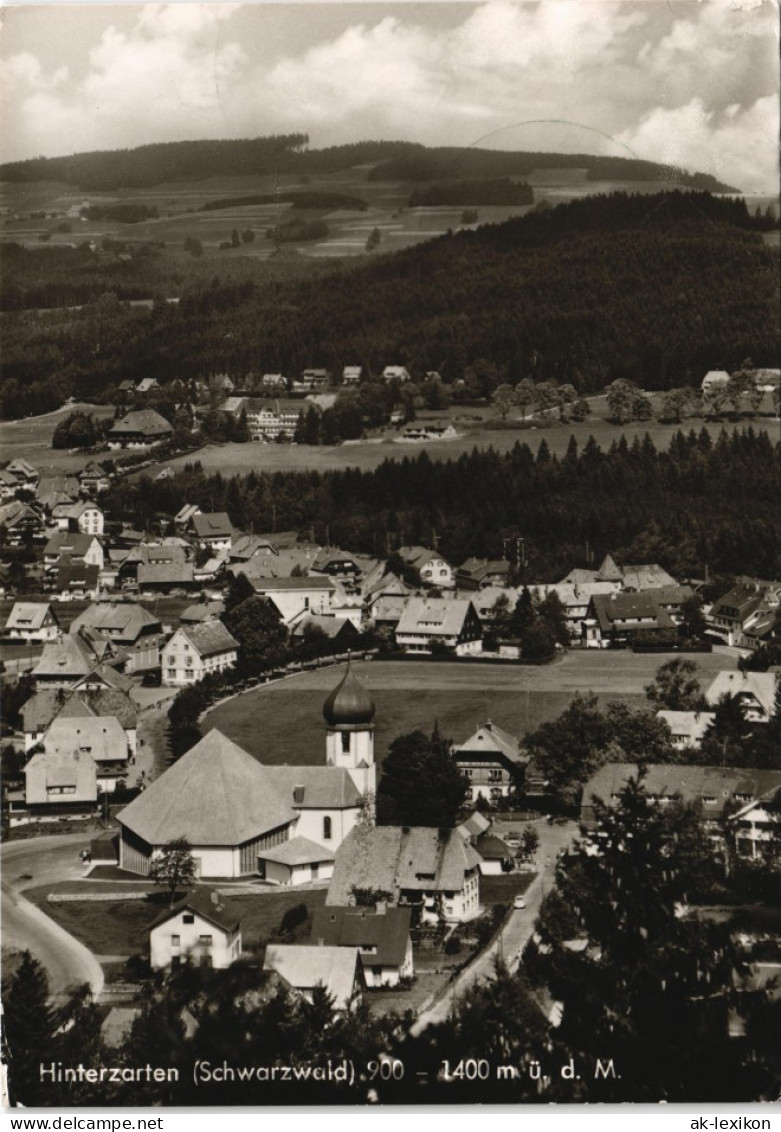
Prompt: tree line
<box><xmin>105</xmin><ymin>427</ymin><xmax>780</xmax><ymax>583</ymax></box>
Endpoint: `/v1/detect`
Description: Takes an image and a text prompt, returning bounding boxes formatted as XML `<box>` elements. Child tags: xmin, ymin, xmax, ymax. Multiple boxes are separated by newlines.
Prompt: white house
<box><xmin>263</xmin><ymin>945</ymin><xmax>363</xmax><ymax>1011</ymax></box>
<box><xmin>149</xmin><ymin>887</ymin><xmax>242</xmax><ymax>970</ymax></box>
<box><xmin>397</xmin><ymin>545</ymin><xmax>455</xmax><ymax>589</ymax></box>
<box><xmin>3</xmin><ymin>602</ymin><xmax>59</xmax><ymax>643</ymax></box>
<box><xmin>64</xmin><ymin>501</ymin><xmax>104</xmax><ymax>536</ymax></box>
<box><xmin>451</xmin><ymin>721</ymin><xmax>525</xmax><ymax>803</ymax></box>
<box><xmin>24</xmin><ymin>748</ymin><xmax>98</xmax><ymax>816</ymax></box>
<box><xmin>161</xmin><ymin>622</ymin><xmax>238</xmax><ymax>687</ymax></box>
<box><xmin>191</xmin><ymin>512</ymin><xmax>233</xmax><ymax>553</ymax></box>
<box><xmin>396</xmin><ymin>597</ymin><xmax>483</xmax><ymax>655</ymax></box>
<box><xmin>327</xmin><ymin>825</ymin><xmax>482</xmax><ymax>924</ymax></box>
<box><xmin>656</xmin><ymin>710</ymin><xmax>716</xmax><ymax>750</ymax></box>
<box><xmin>42</xmin><ymin>714</ymin><xmax>131</xmax><ymax>792</ymax></box>
<box><xmin>382</xmin><ymin>365</ymin><xmax>411</xmax><ymax>384</ymax></box>
<box><xmin>249</xmin><ymin>576</ymin><xmax>338</xmax><ymax>624</ymax></box>
<box><xmin>704</xmin><ymin>671</ymin><xmax>778</xmax><ymax>723</ymax></box>
<box><xmin>731</xmin><ymin>787</ymin><xmax>781</xmax><ymax>861</ymax></box>
<box><xmin>310</xmin><ymin>905</ymin><xmax>414</xmax><ymax>988</ymax></box>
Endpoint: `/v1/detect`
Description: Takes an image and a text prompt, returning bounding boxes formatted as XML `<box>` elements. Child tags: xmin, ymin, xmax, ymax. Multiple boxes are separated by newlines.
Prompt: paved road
<box><xmin>2</xmin><ymin>834</ymin><xmax>104</xmax><ymax>1002</ymax></box>
<box><xmin>410</xmin><ymin>819</ymin><xmax>577</xmax><ymax>1035</ymax></box>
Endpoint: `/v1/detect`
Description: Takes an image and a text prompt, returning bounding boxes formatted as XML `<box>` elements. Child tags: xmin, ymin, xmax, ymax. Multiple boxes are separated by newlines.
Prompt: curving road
<box><xmin>410</xmin><ymin>819</ymin><xmax>577</xmax><ymax>1034</ymax></box>
<box><xmin>2</xmin><ymin>833</ymin><xmax>104</xmax><ymax>1002</ymax></box>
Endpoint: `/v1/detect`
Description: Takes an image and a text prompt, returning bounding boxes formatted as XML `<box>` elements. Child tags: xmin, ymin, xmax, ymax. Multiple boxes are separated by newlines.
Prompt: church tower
<box><xmin>323</xmin><ymin>659</ymin><xmax>376</xmax><ymax>798</ymax></box>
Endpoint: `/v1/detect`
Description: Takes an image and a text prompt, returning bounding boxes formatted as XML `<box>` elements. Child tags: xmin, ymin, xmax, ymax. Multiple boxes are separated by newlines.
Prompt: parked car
<box><xmin>513</xmin><ymin>894</ymin><xmax>527</xmax><ymax>910</ymax></box>
<box><xmin>505</xmin><ymin>831</ymin><xmax>520</xmax><ymax>848</ymax></box>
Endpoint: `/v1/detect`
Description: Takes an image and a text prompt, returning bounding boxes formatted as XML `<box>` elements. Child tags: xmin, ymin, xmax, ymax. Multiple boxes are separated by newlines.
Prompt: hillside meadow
<box><xmin>203</xmin><ymin>651</ymin><xmax>736</xmax><ymax>770</ymax></box>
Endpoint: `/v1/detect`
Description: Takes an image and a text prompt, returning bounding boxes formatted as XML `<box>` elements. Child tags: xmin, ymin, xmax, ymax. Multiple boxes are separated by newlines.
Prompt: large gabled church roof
<box><xmin>117</xmin><ymin>730</ymin><xmax>296</xmax><ymax>847</ymax></box>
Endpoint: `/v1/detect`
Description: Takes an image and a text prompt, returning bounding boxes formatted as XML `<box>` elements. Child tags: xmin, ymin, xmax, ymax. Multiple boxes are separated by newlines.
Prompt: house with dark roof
<box><xmin>708</xmin><ymin>583</ymin><xmax>781</xmax><ymax>648</ymax></box>
<box><xmin>161</xmin><ymin>622</ymin><xmax>238</xmax><ymax>686</ymax></box>
<box><xmin>191</xmin><ymin>511</ymin><xmax>233</xmax><ymax>552</ymax></box>
<box><xmin>149</xmin><ymin>887</ymin><xmax>242</xmax><ymax>970</ymax></box>
<box><xmin>310</xmin><ymin>905</ymin><xmax>413</xmax><ymax>987</ymax></box>
<box><xmin>326</xmin><ymin>825</ymin><xmax>482</xmax><ymax>924</ymax></box>
<box><xmin>44</xmin><ymin>531</ymin><xmax>104</xmax><ymax>572</ymax></box>
<box><xmin>451</xmin><ymin>721</ymin><xmax>525</xmax><ymax>803</ymax></box>
<box><xmin>3</xmin><ymin>601</ymin><xmax>59</xmax><ymax>643</ymax></box>
<box><xmin>456</xmin><ymin>558</ymin><xmax>512</xmax><ymax>591</ymax></box>
<box><xmin>108</xmin><ymin>410</ymin><xmax>173</xmax><ymax>448</ymax></box>
<box><xmin>581</xmin><ymin>591</ymin><xmax>675</xmax><ymax>648</ymax></box>
<box><xmin>53</xmin><ymin>561</ymin><xmax>101</xmax><ymax>601</ymax></box>
<box><xmin>560</xmin><ymin>554</ymin><xmax>677</xmax><ymax>593</ymax></box>
<box><xmin>581</xmin><ymin>764</ymin><xmax>781</xmax><ymax>842</ymax></box>
<box><xmin>396</xmin><ymin>597</ymin><xmax>483</xmax><ymax>655</ymax></box>
<box><xmin>228</xmin><ymin>534</ymin><xmax>277</xmax><ymax>564</ymax></box>
<box><xmin>311</xmin><ymin>548</ymin><xmax>362</xmax><ymax>581</ymax></box>
<box><xmin>0</xmin><ymin>501</ymin><xmax>44</xmax><ymax>544</ymax></box>
<box><xmin>70</xmin><ymin>602</ymin><xmax>162</xmax><ymax>645</ymax></box>
<box><xmin>137</xmin><ymin>561</ymin><xmax>196</xmax><ymax>593</ymax></box>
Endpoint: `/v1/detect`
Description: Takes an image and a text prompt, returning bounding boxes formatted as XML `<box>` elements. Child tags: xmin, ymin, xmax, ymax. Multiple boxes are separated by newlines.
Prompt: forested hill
<box><xmin>0</xmin><ymin>134</ymin><xmax>736</xmax><ymax>192</ymax></box>
<box><xmin>1</xmin><ymin>190</ymin><xmax>778</xmax><ymax>416</ymax></box>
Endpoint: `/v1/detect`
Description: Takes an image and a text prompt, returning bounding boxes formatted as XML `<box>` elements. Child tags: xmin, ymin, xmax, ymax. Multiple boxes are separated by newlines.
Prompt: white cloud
<box><xmin>617</xmin><ymin>94</ymin><xmax>780</xmax><ymax>193</ymax></box>
<box><xmin>1</xmin><ymin>2</ymin><xmax>778</xmax><ymax>192</ymax></box>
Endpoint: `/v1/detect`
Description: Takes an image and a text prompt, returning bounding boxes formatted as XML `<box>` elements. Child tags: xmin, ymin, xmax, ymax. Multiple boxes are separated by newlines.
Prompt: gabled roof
<box><xmin>23</xmin><ymin>688</ymin><xmax>67</xmax><ymax>734</ymax></box>
<box><xmin>150</xmin><ymin>886</ymin><xmax>241</xmax><ymax>934</ymax></box>
<box><xmin>263</xmin><ymin>945</ymin><xmax>360</xmax><ymax>1011</ymax></box>
<box><xmin>476</xmin><ymin>833</ymin><xmax>514</xmax><ymax>860</ymax></box>
<box><xmin>88</xmin><ymin>688</ymin><xmax>138</xmax><ymax>729</ymax></box>
<box><xmin>175</xmin><ymin>504</ymin><xmax>200</xmax><ymax>525</ymax></box>
<box><xmin>192</xmin><ymin>512</ymin><xmax>233</xmax><ymax>539</ymax></box>
<box><xmin>117</xmin><ymin>730</ymin><xmax>296</xmax><ymax>846</ymax></box>
<box><xmin>310</xmin><ymin>905</ymin><xmax>411</xmax><ymax>967</ymax></box>
<box><xmin>457</xmin><ymin>558</ymin><xmax>511</xmax><ymax>583</ymax></box>
<box><xmin>582</xmin><ymin>763</ymin><xmax>781</xmax><ymax>821</ymax></box>
<box><xmin>174</xmin><ymin>621</ymin><xmax>238</xmax><ymax>658</ymax></box>
<box><xmin>452</xmin><ymin>721</ymin><xmax>524</xmax><ymax>766</ymax></box>
<box><xmin>326</xmin><ymin>826</ymin><xmax>481</xmax><ymax>906</ymax></box>
<box><xmin>33</xmin><ymin>634</ymin><xmax>95</xmax><ymax>679</ymax></box>
<box><xmin>704</xmin><ymin>671</ymin><xmax>777</xmax><ymax>717</ymax></box>
<box><xmin>4</xmin><ymin>602</ymin><xmax>55</xmax><ymax>632</ymax></box>
<box><xmin>180</xmin><ymin>601</ymin><xmax>225</xmax><ymax>624</ymax></box>
<box><xmin>656</xmin><ymin>710</ymin><xmax>715</xmax><ymax>742</ymax></box>
<box><xmin>6</xmin><ymin>458</ymin><xmax>38</xmax><ymax>479</ymax></box>
<box><xmin>398</xmin><ymin>545</ymin><xmax>450</xmax><ymax>569</ymax></box>
<box><xmin>265</xmin><ymin>766</ymin><xmax>363</xmax><ymax>810</ymax></box>
<box><xmin>256</xmin><ymin>836</ymin><xmax>336</xmax><ymax>866</ymax></box>
<box><xmin>109</xmin><ymin>410</ymin><xmax>173</xmax><ymax>437</ymax></box>
<box><xmin>588</xmin><ymin>592</ymin><xmax>674</xmax><ymax>633</ymax></box>
<box><xmin>290</xmin><ymin>614</ymin><xmax>359</xmax><ymax>641</ymax></box>
<box><xmin>137</xmin><ymin>562</ymin><xmax>195</xmax><ymax>586</ymax></box>
<box><xmin>44</xmin><ymin>531</ymin><xmax>98</xmax><ymax>558</ymax></box>
<box><xmin>69</xmin><ymin>602</ymin><xmax>161</xmax><ymax>641</ymax></box>
<box><xmin>24</xmin><ymin>748</ymin><xmax>97</xmax><ymax>805</ymax></box>
<box><xmin>56</xmin><ymin>562</ymin><xmax>100</xmax><ymax>590</ymax></box>
<box><xmin>229</xmin><ymin>534</ymin><xmax>277</xmax><ymax>562</ymax></box>
<box><xmin>44</xmin><ymin>716</ymin><xmax>128</xmax><ymax>763</ymax></box>
<box><xmin>396</xmin><ymin>597</ymin><xmax>477</xmax><ymax>637</ymax></box>
<box><xmin>250</xmin><ymin>575</ymin><xmax>336</xmax><ymax>593</ymax></box>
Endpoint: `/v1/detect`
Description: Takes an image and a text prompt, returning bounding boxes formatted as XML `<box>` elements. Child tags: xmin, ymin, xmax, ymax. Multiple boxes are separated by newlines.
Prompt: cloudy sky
<box><xmin>1</xmin><ymin>1</ymin><xmax>778</xmax><ymax>192</ymax></box>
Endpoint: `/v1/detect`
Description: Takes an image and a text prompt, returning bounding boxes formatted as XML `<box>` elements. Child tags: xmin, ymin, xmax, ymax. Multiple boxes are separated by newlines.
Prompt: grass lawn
<box><xmin>25</xmin><ymin>882</ymin><xmax>327</xmax><ymax>963</ymax></box>
<box><xmin>204</xmin><ymin>652</ymin><xmax>735</xmax><ymax>768</ymax></box>
<box><xmin>365</xmin><ymin>970</ymin><xmax>450</xmax><ymax>1020</ymax></box>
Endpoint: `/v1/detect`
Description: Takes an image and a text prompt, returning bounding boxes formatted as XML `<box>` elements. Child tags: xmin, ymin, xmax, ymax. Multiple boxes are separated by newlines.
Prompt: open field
<box><xmin>0</xmin><ymin>402</ymin><xmax>116</xmax><ymax>476</ymax></box>
<box><xmin>147</xmin><ymin>402</ymin><xmax>780</xmax><ymax>480</ymax></box>
<box><xmin>204</xmin><ymin>651</ymin><xmax>736</xmax><ymax>768</ymax></box>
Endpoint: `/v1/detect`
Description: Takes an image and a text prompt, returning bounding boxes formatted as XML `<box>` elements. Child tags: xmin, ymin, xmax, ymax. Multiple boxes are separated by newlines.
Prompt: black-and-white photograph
<box><xmin>0</xmin><ymin>0</ymin><xmax>779</xmax><ymax>1111</ymax></box>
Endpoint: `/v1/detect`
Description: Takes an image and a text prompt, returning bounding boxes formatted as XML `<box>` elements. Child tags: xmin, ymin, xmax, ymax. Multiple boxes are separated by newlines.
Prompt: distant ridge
<box><xmin>0</xmin><ymin>134</ymin><xmax>738</xmax><ymax>194</ymax></box>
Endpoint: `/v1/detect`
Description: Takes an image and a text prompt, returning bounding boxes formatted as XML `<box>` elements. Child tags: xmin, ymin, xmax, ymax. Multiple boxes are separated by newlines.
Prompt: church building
<box><xmin>116</xmin><ymin>661</ymin><xmax>377</xmax><ymax>882</ymax></box>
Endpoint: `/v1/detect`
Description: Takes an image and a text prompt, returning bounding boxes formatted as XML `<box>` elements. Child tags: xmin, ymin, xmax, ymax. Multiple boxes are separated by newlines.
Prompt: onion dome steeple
<box><xmin>323</xmin><ymin>658</ymin><xmax>375</xmax><ymax>728</ymax></box>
